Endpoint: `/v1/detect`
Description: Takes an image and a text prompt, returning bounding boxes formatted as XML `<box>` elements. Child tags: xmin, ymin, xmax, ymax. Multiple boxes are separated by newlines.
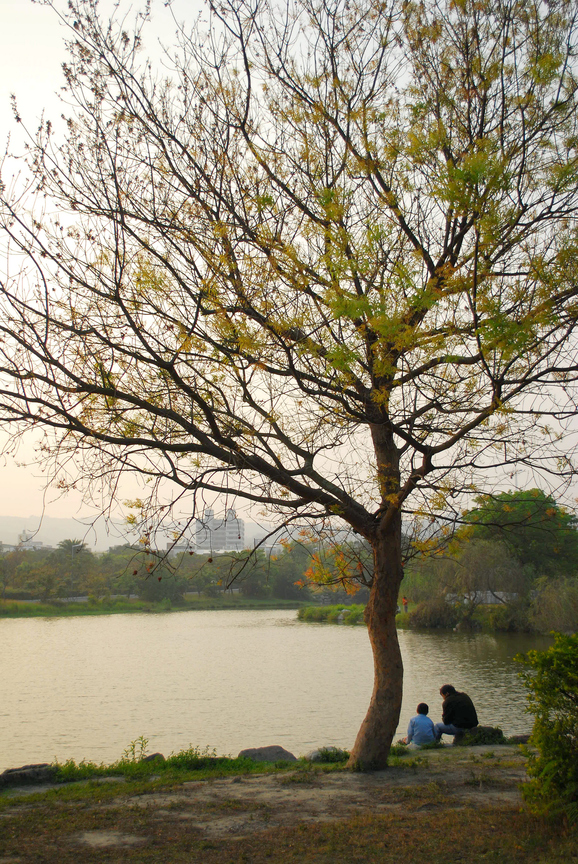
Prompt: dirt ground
<box><xmin>0</xmin><ymin>745</ymin><xmax>528</xmax><ymax>858</ymax></box>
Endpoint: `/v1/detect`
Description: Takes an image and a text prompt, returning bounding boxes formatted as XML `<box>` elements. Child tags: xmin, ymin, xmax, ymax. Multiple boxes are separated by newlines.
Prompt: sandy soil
<box><xmin>0</xmin><ymin>744</ymin><xmax>529</xmax><ymax>853</ymax></box>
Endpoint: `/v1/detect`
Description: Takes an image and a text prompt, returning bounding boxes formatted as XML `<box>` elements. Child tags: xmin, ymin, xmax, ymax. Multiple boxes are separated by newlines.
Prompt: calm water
<box><xmin>0</xmin><ymin>609</ymin><xmax>550</xmax><ymax>771</ymax></box>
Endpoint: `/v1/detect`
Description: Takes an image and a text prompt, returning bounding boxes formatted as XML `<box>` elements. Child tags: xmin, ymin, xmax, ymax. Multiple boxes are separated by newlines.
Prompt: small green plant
<box><xmin>388</xmin><ymin>752</ymin><xmax>430</xmax><ymax>771</ymax></box>
<box><xmin>122</xmin><ymin>735</ymin><xmax>149</xmax><ymax>762</ymax></box>
<box><xmin>280</xmin><ymin>765</ymin><xmax>320</xmax><ymax>784</ymax></box>
<box><xmin>163</xmin><ymin>744</ymin><xmax>233</xmax><ymax>771</ymax></box>
<box><xmin>516</xmin><ymin>632</ymin><xmax>578</xmax><ymax>824</ymax></box>
<box><xmin>316</xmin><ymin>747</ymin><xmax>350</xmax><ymax>763</ymax></box>
<box><xmin>388</xmin><ymin>744</ymin><xmax>410</xmax><ymax>757</ymax></box>
<box><xmin>418</xmin><ymin>740</ymin><xmax>444</xmax><ymax>751</ymax></box>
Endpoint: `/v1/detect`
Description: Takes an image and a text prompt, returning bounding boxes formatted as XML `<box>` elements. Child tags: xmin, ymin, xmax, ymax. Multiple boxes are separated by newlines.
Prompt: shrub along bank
<box><xmin>299</xmin><ymin>598</ymin><xmax>576</xmax><ymax>634</ymax></box>
<box><xmin>517</xmin><ymin>632</ymin><xmax>578</xmax><ymax>825</ymax></box>
<box><xmin>297</xmin><ymin>604</ymin><xmax>365</xmax><ymax>625</ymax></box>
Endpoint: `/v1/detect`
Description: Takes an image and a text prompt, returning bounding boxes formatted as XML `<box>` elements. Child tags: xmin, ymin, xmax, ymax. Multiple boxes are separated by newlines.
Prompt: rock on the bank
<box><xmin>238</xmin><ymin>745</ymin><xmax>297</xmax><ymax>762</ymax></box>
<box><xmin>0</xmin><ymin>764</ymin><xmax>56</xmax><ymax>787</ymax></box>
<box><xmin>452</xmin><ymin>726</ymin><xmax>506</xmax><ymax>746</ymax></box>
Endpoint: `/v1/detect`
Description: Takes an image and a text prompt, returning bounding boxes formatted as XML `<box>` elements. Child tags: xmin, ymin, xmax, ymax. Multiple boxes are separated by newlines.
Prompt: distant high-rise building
<box><xmin>195</xmin><ymin>508</ymin><xmax>245</xmax><ymax>552</ymax></box>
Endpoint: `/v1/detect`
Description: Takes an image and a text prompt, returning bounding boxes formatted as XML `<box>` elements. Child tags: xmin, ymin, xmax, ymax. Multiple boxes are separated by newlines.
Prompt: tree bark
<box><xmin>347</xmin><ymin>509</ymin><xmax>404</xmax><ymax>770</ymax></box>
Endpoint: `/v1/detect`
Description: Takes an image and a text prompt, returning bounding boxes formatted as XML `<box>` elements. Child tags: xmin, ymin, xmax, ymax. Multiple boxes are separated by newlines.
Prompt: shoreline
<box><xmin>0</xmin><ymin>597</ymin><xmax>305</xmax><ymax>619</ymax></box>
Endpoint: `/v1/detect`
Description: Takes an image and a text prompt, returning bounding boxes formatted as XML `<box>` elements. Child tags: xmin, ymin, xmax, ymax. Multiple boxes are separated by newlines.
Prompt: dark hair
<box><xmin>416</xmin><ymin>702</ymin><xmax>429</xmax><ymax>715</ymax></box>
<box><xmin>440</xmin><ymin>684</ymin><xmax>456</xmax><ymax>696</ymax></box>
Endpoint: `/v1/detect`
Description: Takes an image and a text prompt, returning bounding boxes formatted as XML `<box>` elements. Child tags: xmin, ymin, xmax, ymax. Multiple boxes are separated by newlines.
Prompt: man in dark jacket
<box><xmin>434</xmin><ymin>684</ymin><xmax>478</xmax><ymax>741</ymax></box>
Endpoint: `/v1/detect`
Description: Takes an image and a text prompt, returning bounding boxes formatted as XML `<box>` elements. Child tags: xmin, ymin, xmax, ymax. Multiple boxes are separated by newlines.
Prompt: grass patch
<box><xmin>298</xmin><ymin>604</ymin><xmax>417</xmax><ymax>629</ymax></box>
<box><xmin>50</xmin><ymin>742</ymin><xmax>294</xmax><ymax>787</ymax></box>
<box><xmin>1</xmin><ymin>800</ymin><xmax>575</xmax><ymax>863</ymax></box>
<box><xmin>0</xmin><ymin>596</ymin><xmax>306</xmax><ymax>619</ymax></box>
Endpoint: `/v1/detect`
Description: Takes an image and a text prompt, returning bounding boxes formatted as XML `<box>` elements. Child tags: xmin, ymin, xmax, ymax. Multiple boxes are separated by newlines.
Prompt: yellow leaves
<box><xmin>530</xmin><ymin>51</ymin><xmax>564</xmax><ymax>86</ymax></box>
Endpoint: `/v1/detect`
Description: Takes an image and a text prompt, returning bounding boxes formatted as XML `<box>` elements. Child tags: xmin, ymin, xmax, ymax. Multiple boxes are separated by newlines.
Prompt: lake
<box><xmin>0</xmin><ymin>609</ymin><xmax>549</xmax><ymax>771</ymax></box>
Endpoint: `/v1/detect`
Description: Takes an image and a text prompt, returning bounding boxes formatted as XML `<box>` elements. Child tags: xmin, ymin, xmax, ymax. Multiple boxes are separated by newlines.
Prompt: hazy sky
<box><xmin>0</xmin><ymin>0</ymin><xmax>199</xmax><ymax>519</ymax></box>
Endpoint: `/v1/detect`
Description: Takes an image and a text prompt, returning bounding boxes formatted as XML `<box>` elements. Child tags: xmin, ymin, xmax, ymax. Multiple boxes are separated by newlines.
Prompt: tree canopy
<box><xmin>463</xmin><ymin>488</ymin><xmax>578</xmax><ymax>576</ymax></box>
<box><xmin>2</xmin><ymin>0</ymin><xmax>578</xmax><ymax>767</ymax></box>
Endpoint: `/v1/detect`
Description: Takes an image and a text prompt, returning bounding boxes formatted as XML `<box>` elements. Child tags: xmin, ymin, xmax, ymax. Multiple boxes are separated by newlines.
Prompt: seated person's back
<box><xmin>406</xmin><ymin>702</ymin><xmax>436</xmax><ymax>746</ymax></box>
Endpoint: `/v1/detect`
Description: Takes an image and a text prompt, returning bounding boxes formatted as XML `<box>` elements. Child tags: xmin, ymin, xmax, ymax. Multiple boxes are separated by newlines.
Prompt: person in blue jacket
<box><xmin>403</xmin><ymin>702</ymin><xmax>436</xmax><ymax>747</ymax></box>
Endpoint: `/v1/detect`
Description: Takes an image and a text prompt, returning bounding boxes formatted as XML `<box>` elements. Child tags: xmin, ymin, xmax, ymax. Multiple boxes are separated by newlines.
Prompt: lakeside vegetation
<box><xmin>298</xmin><ymin>604</ymin><xmax>366</xmax><ymax>625</ymax></box>
<box><xmin>0</xmin><ymin>595</ymin><xmax>306</xmax><ymax>619</ymax></box>
<box><xmin>2</xmin><ymin>489</ymin><xmax>577</xmax><ymax>632</ymax></box>
<box><xmin>299</xmin><ymin>597</ymin><xmax>576</xmax><ymax>635</ymax></box>
<box><xmin>0</xmin><ymin>539</ymin><xmax>321</xmax><ymax>617</ymax></box>
<box><xmin>401</xmin><ymin>491</ymin><xmax>578</xmax><ymax>635</ymax></box>
<box><xmin>295</xmin><ymin>490</ymin><xmax>575</xmax><ymax>635</ymax></box>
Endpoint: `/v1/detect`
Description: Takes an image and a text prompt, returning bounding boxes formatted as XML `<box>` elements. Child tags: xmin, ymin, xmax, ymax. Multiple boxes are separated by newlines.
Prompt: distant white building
<box><xmin>195</xmin><ymin>508</ymin><xmax>245</xmax><ymax>552</ymax></box>
<box><xmin>166</xmin><ymin>541</ymin><xmax>194</xmax><ymax>557</ymax></box>
<box><xmin>18</xmin><ymin>530</ymin><xmax>45</xmax><ymax>551</ymax></box>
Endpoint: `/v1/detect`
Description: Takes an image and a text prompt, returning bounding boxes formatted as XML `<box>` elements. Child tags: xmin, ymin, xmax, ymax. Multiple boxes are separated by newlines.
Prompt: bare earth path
<box><xmin>0</xmin><ymin>745</ymin><xmax>539</xmax><ymax>863</ymax></box>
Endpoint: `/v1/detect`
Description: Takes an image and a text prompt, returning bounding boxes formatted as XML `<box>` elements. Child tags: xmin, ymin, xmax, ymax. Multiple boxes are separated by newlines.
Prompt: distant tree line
<box><xmin>0</xmin><ymin>538</ymin><xmax>367</xmax><ymax>605</ymax></box>
<box><xmin>3</xmin><ymin>488</ymin><xmax>575</xmax><ymax>632</ymax></box>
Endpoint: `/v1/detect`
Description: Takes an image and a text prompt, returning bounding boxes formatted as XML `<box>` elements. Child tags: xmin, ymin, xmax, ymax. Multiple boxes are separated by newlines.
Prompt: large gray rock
<box><xmin>237</xmin><ymin>745</ymin><xmax>297</xmax><ymax>762</ymax></box>
<box><xmin>142</xmin><ymin>753</ymin><xmax>165</xmax><ymax>763</ymax></box>
<box><xmin>508</xmin><ymin>734</ymin><xmax>531</xmax><ymax>744</ymax></box>
<box><xmin>0</xmin><ymin>763</ymin><xmax>56</xmax><ymax>787</ymax></box>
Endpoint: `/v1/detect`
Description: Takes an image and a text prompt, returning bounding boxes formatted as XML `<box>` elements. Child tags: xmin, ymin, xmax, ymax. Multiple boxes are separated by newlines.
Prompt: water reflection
<box><xmin>398</xmin><ymin>629</ymin><xmax>550</xmax><ymax>736</ymax></box>
<box><xmin>0</xmin><ymin>610</ymin><xmax>549</xmax><ymax>771</ymax></box>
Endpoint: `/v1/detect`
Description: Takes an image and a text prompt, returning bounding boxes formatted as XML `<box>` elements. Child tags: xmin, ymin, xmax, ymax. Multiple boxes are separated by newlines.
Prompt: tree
<box><xmin>137</xmin><ymin>565</ymin><xmax>189</xmax><ymax>602</ymax></box>
<box><xmin>462</xmin><ymin>489</ymin><xmax>578</xmax><ymax>577</ymax></box>
<box><xmin>269</xmin><ymin>542</ymin><xmax>314</xmax><ymax>599</ymax></box>
<box><xmin>2</xmin><ymin>0</ymin><xmax>578</xmax><ymax>768</ymax></box>
<box><xmin>54</xmin><ymin>538</ymin><xmax>94</xmax><ymax>597</ymax></box>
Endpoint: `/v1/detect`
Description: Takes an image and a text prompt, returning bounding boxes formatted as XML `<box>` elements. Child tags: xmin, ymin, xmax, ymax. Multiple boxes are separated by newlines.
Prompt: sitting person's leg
<box><xmin>434</xmin><ymin>722</ymin><xmax>462</xmax><ymax>741</ymax></box>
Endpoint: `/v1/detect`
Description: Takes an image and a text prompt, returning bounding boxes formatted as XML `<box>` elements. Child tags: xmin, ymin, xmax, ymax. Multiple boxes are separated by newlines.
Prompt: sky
<box><xmin>0</xmin><ymin>0</ymin><xmax>72</xmax><ymax>519</ymax></box>
<box><xmin>0</xmin><ymin>0</ymin><xmax>199</xmax><ymax>523</ymax></box>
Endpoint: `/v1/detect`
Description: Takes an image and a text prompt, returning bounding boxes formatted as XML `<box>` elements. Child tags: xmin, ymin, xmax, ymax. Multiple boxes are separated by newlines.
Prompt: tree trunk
<box><xmin>347</xmin><ymin>511</ymin><xmax>404</xmax><ymax>770</ymax></box>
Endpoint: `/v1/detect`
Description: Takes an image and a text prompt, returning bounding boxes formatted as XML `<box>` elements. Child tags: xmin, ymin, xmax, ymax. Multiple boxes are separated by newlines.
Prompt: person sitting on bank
<box><xmin>434</xmin><ymin>684</ymin><xmax>478</xmax><ymax>741</ymax></box>
<box><xmin>402</xmin><ymin>702</ymin><xmax>436</xmax><ymax>748</ymax></box>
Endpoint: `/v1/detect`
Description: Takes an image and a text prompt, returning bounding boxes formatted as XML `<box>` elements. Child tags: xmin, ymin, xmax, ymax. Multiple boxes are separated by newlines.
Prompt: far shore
<box><xmin>0</xmin><ymin>595</ymin><xmax>306</xmax><ymax>618</ymax></box>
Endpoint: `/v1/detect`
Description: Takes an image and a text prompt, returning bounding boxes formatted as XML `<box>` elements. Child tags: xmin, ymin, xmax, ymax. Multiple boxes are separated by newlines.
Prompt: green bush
<box><xmin>517</xmin><ymin>632</ymin><xmax>578</xmax><ymax>824</ymax></box>
<box><xmin>478</xmin><ymin>603</ymin><xmax>531</xmax><ymax>633</ymax></box>
<box><xmin>316</xmin><ymin>747</ymin><xmax>350</xmax><ymax>762</ymax></box>
<box><xmin>407</xmin><ymin>598</ymin><xmax>459</xmax><ymax>629</ymax></box>
<box><xmin>298</xmin><ymin>605</ymin><xmax>330</xmax><ymax>622</ymax></box>
<box><xmin>298</xmin><ymin>604</ymin><xmax>365</xmax><ymax>624</ymax></box>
